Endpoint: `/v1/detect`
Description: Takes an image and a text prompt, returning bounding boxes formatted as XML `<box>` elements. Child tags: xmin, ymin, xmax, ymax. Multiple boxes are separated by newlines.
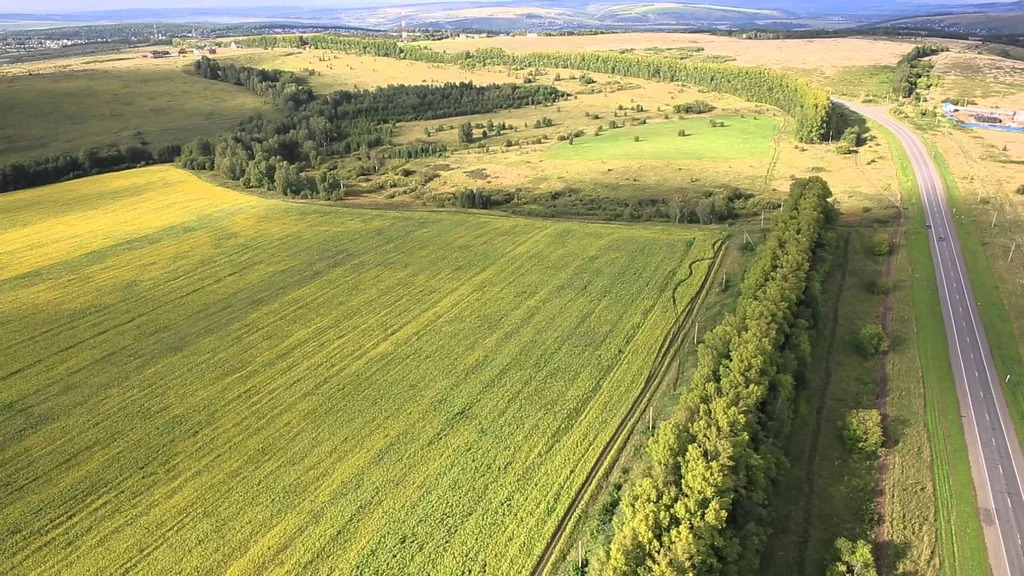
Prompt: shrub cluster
<box><xmin>857</xmin><ymin>324</ymin><xmax>890</xmax><ymax>357</ymax></box>
<box><xmin>892</xmin><ymin>44</ymin><xmax>948</xmax><ymax>98</ymax></box>
<box><xmin>843</xmin><ymin>409</ymin><xmax>884</xmax><ymax>456</ymax></box>
<box><xmin>673</xmin><ymin>100</ymin><xmax>716</xmax><ymax>114</ymax></box>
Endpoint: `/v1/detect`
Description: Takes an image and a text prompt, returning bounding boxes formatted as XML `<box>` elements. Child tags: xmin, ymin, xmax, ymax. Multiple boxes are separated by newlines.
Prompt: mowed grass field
<box><xmin>0</xmin><ymin>166</ymin><xmax>718</xmax><ymax>574</ymax></box>
<box><xmin>0</xmin><ymin>68</ymin><xmax>270</xmax><ymax>163</ymax></box>
<box><xmin>546</xmin><ymin>116</ymin><xmax>776</xmax><ymax>162</ymax></box>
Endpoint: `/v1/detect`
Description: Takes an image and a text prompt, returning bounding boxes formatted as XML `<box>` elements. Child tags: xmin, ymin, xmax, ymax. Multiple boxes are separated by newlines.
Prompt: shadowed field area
<box><xmin>0</xmin><ymin>68</ymin><xmax>270</xmax><ymax>162</ymax></box>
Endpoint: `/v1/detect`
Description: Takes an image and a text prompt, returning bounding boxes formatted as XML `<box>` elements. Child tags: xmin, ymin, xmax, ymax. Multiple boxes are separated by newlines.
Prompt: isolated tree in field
<box><xmin>841</xmin><ymin>126</ymin><xmax>863</xmax><ymax>148</ymax></box>
<box><xmin>827</xmin><ymin>538</ymin><xmax>877</xmax><ymax>576</ymax></box>
<box><xmin>843</xmin><ymin>409</ymin><xmax>883</xmax><ymax>456</ymax></box>
<box><xmin>315</xmin><ymin>169</ymin><xmax>344</xmax><ymax>199</ymax></box>
<box><xmin>872</xmin><ymin>235</ymin><xmax>894</xmax><ymax>256</ymax></box>
<box><xmin>678</xmin><ymin>129</ymin><xmax>687</xmax><ymax>137</ymax></box>
<box><xmin>858</xmin><ymin>324</ymin><xmax>889</xmax><ymax>357</ymax></box>
<box><xmin>458</xmin><ymin>122</ymin><xmax>474</xmax><ymax>144</ymax></box>
<box><xmin>673</xmin><ymin>100</ymin><xmax>715</xmax><ymax>114</ymax></box>
<box><xmin>179</xmin><ymin>138</ymin><xmax>216</xmax><ymax>171</ymax></box>
<box><xmin>155</xmin><ymin>144</ymin><xmax>182</xmax><ymax>164</ymax></box>
<box><xmin>633</xmin><ymin>136</ymin><xmax>640</xmax><ymax>142</ymax></box>
<box><xmin>1016</xmin><ymin>184</ymin><xmax>1024</xmax><ymax>196</ymax></box>
<box><xmin>274</xmin><ymin>162</ymin><xmax>305</xmax><ymax>196</ymax></box>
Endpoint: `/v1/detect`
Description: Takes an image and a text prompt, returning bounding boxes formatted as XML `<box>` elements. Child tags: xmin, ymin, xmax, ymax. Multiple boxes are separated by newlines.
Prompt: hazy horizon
<box><xmin>0</xmin><ymin>0</ymin><xmax>1016</xmax><ymax>15</ymax></box>
<box><xmin>0</xmin><ymin>0</ymin><xmax>459</xmax><ymax>14</ymax></box>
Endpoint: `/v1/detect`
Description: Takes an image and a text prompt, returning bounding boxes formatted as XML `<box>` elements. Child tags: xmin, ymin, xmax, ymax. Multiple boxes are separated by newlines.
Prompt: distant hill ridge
<box><xmin>2</xmin><ymin>0</ymin><xmax>1023</xmax><ymax>31</ymax></box>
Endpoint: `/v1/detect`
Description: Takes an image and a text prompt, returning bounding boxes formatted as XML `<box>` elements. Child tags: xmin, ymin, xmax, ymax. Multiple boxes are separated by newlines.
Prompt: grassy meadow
<box><xmin>0</xmin><ymin>67</ymin><xmax>270</xmax><ymax>163</ymax></box>
<box><xmin>546</xmin><ymin>116</ymin><xmax>776</xmax><ymax>162</ymax></box>
<box><xmin>0</xmin><ymin>166</ymin><xmax>720</xmax><ymax>574</ymax></box>
<box><xmin>763</xmin><ymin>227</ymin><xmax>886</xmax><ymax>575</ymax></box>
<box><xmin>213</xmin><ymin>47</ymin><xmax>905</xmax><ymax>214</ymax></box>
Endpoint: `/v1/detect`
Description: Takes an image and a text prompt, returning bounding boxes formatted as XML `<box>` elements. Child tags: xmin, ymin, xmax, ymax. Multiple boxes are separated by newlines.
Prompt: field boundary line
<box><xmin>764</xmin><ymin>116</ymin><xmax>788</xmax><ymax>192</ymax></box>
<box><xmin>531</xmin><ymin>238</ymin><xmax>727</xmax><ymax>576</ymax></box>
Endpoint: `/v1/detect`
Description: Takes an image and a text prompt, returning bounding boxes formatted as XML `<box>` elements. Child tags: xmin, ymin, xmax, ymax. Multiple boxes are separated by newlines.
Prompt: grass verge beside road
<box><xmin>887</xmin><ymin>131</ymin><xmax>991</xmax><ymax>576</ymax></box>
<box><xmin>925</xmin><ymin>143</ymin><xmax>1024</xmax><ymax>453</ymax></box>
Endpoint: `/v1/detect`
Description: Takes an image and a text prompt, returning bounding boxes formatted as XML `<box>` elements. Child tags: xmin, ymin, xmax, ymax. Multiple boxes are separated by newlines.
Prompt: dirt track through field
<box><xmin>531</xmin><ymin>239</ymin><xmax>726</xmax><ymax>575</ymax></box>
<box><xmin>875</xmin><ymin>212</ymin><xmax>904</xmax><ymax>574</ymax></box>
<box><xmin>794</xmin><ymin>232</ymin><xmax>852</xmax><ymax>573</ymax></box>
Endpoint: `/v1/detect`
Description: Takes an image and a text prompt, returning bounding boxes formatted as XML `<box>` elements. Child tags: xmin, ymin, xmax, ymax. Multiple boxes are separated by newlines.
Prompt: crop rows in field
<box><xmin>0</xmin><ymin>166</ymin><xmax>718</xmax><ymax>574</ymax></box>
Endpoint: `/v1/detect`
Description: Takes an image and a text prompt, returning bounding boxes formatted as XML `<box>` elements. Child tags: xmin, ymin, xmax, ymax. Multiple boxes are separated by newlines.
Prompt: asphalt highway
<box><xmin>840</xmin><ymin>100</ymin><xmax>1024</xmax><ymax>576</ymax></box>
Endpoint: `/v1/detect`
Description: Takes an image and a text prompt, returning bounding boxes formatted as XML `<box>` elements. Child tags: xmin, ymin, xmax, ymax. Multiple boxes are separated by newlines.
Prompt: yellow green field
<box><xmin>0</xmin><ymin>166</ymin><xmax>719</xmax><ymax>574</ymax></box>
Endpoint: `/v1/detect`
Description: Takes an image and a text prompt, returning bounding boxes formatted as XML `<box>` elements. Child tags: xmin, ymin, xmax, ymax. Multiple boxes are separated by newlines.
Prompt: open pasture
<box><xmin>546</xmin><ymin>115</ymin><xmax>776</xmax><ymax>162</ymax></box>
<box><xmin>0</xmin><ymin>166</ymin><xmax>718</xmax><ymax>574</ymax></box>
<box><xmin>223</xmin><ymin>48</ymin><xmax>518</xmax><ymax>93</ymax></box>
<box><xmin>0</xmin><ymin>67</ymin><xmax>270</xmax><ymax>162</ymax></box>
<box><xmin>203</xmin><ymin>42</ymin><xmax>905</xmax><ymax>213</ymax></box>
<box><xmin>392</xmin><ymin>101</ymin><xmax>782</xmax><ymax>201</ymax></box>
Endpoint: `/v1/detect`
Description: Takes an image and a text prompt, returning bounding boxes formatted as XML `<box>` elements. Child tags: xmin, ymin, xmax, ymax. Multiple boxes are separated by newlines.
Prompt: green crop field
<box><xmin>0</xmin><ymin>68</ymin><xmax>270</xmax><ymax>163</ymax></box>
<box><xmin>0</xmin><ymin>166</ymin><xmax>719</xmax><ymax>574</ymax></box>
<box><xmin>546</xmin><ymin>116</ymin><xmax>777</xmax><ymax>162</ymax></box>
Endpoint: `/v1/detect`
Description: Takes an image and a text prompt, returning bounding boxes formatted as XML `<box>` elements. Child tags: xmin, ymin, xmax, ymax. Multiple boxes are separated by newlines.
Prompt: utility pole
<box><xmin>648</xmin><ymin>406</ymin><xmax>653</xmax><ymax>434</ymax></box>
<box><xmin>761</xmin><ymin>209</ymin><xmax>764</xmax><ymax>228</ymax></box>
<box><xmin>578</xmin><ymin>541</ymin><xmax>583</xmax><ymax>570</ymax></box>
<box><xmin>992</xmin><ymin>211</ymin><xmax>998</xmax><ymax>228</ymax></box>
<box><xmin>694</xmin><ymin>317</ymin><xmax>699</xmax><ymax>346</ymax></box>
<box><xmin>1010</xmin><ymin>241</ymin><xmax>1016</xmax><ymax>263</ymax></box>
